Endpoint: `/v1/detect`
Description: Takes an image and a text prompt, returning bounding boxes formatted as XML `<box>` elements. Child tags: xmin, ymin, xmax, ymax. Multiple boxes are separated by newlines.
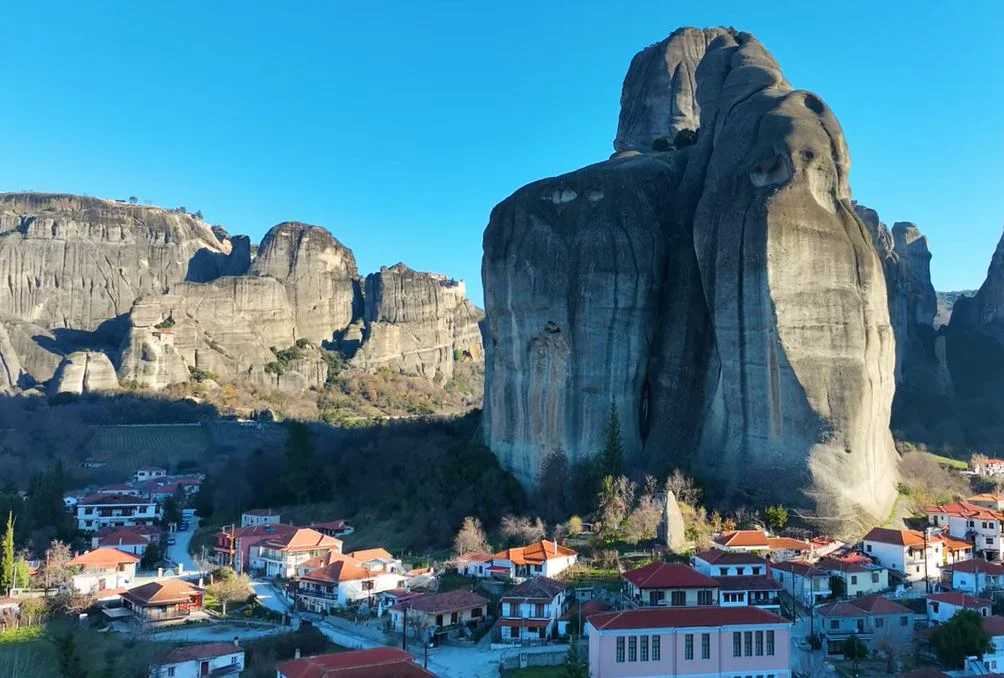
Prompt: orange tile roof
<box><xmin>588</xmin><ymin>606</ymin><xmax>788</xmax><ymax>631</ymax></box>
<box><xmin>300</xmin><ymin>555</ymin><xmax>372</xmax><ymax>584</ymax></box>
<box><xmin>276</xmin><ymin>647</ymin><xmax>434</xmax><ymax>678</ymax></box>
<box><xmin>68</xmin><ymin>547</ymin><xmax>140</xmax><ymax>569</ymax></box>
<box><xmin>348</xmin><ymin>548</ymin><xmax>396</xmax><ymax>562</ymax></box>
<box><xmin>933</xmin><ymin>534</ymin><xmax>973</xmax><ymax>551</ymax></box>
<box><xmin>622</xmin><ymin>562</ymin><xmax>719</xmax><ymax>589</ymax></box>
<box><xmin>123</xmin><ymin>579</ymin><xmax>200</xmax><ymax>606</ymax></box>
<box><xmin>766</xmin><ymin>537</ymin><xmax>811</xmax><ymax>550</ymax></box>
<box><xmin>713</xmin><ymin>530</ymin><xmax>770</xmax><ymax>548</ymax></box>
<box><xmin>926</xmin><ymin>501</ymin><xmax>1004</xmax><ymax>521</ymax></box>
<box><xmin>456</xmin><ymin>552</ymin><xmax>493</xmax><ymax>563</ymax></box>
<box><xmin>862</xmin><ymin>527</ymin><xmax>929</xmax><ymax>547</ymax></box>
<box><xmin>264</xmin><ymin>528</ymin><xmax>342</xmax><ymax>553</ymax></box>
<box><xmin>926</xmin><ymin>592</ymin><xmax>993</xmax><ymax>608</ymax></box>
<box><xmin>817</xmin><ymin>593</ymin><xmax>912</xmax><ymax>617</ymax></box>
<box><xmin>492</xmin><ymin>540</ymin><xmax>577</xmax><ymax>565</ymax></box>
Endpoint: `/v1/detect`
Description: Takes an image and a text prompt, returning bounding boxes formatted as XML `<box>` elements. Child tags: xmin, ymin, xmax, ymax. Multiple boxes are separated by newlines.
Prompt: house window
<box><xmin>866</xmin><ymin>544</ymin><xmax>872</xmax><ymax>552</ymax></box>
<box><xmin>720</xmin><ymin>567</ymin><xmax>729</xmax><ymax>575</ymax></box>
<box><xmin>744</xmin><ymin>631</ymin><xmax>752</xmax><ymax>656</ymax></box>
<box><xmin>451</xmin><ymin>612</ymin><xmax>459</xmax><ymax>624</ymax></box>
<box><xmin>766</xmin><ymin>630</ymin><xmax>774</xmax><ymax>656</ymax></box>
<box><xmin>685</xmin><ymin>634</ymin><xmax>693</xmax><ymax>660</ymax></box>
<box><xmin>733</xmin><ymin>631</ymin><xmax>742</xmax><ymax>657</ymax></box>
<box><xmin>900</xmin><ymin>616</ymin><xmax>908</xmax><ymax>626</ymax></box>
<box><xmin>471</xmin><ymin>607</ymin><xmax>482</xmax><ymax>618</ymax></box>
<box><xmin>872</xmin><ymin>572</ymin><xmax>880</xmax><ymax>583</ymax></box>
<box><xmin>989</xmin><ymin>537</ymin><xmax>996</xmax><ymax>546</ymax></box>
<box><xmin>755</xmin><ymin>630</ymin><xmax>764</xmax><ymax>656</ymax></box>
<box><xmin>670</xmin><ymin>591</ymin><xmax>686</xmax><ymax>606</ymax></box>
<box><xmin>640</xmin><ymin>635</ymin><xmax>648</xmax><ymax>661</ymax></box>
<box><xmin>697</xmin><ymin>590</ymin><xmax>713</xmax><ymax>606</ymax></box>
<box><xmin>752</xmin><ymin>566</ymin><xmax>761</xmax><ymax>575</ymax></box>
<box><xmin>509</xmin><ymin>626</ymin><xmax>519</xmax><ymax>638</ymax></box>
<box><xmin>616</xmin><ymin>637</ymin><xmax>625</xmax><ymax>662</ymax></box>
<box><xmin>628</xmin><ymin>636</ymin><xmax>637</xmax><ymax>662</ymax></box>
<box><xmin>534</xmin><ymin>604</ymin><xmax>544</xmax><ymax>617</ymax></box>
<box><xmin>850</xmin><ymin>575</ymin><xmax>857</xmax><ymax>585</ymax></box>
<box><xmin>652</xmin><ymin>635</ymin><xmax>660</xmax><ymax>661</ymax></box>
<box><xmin>875</xmin><ymin>617</ymin><xmax>885</xmax><ymax>628</ymax></box>
<box><xmin>702</xmin><ymin>633</ymin><xmax>711</xmax><ymax>659</ymax></box>
<box><xmin>167</xmin><ymin>668</ymin><xmax>175</xmax><ymax>677</ymax></box>
<box><xmin>856</xmin><ymin>619</ymin><xmax>864</xmax><ymax>633</ymax></box>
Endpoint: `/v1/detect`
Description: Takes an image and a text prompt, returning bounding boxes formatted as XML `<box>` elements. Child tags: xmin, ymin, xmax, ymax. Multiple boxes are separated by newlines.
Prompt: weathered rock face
<box><xmin>0</xmin><ymin>193</ymin><xmax>228</xmax><ymax>330</ymax></box>
<box><xmin>483</xmin><ymin>28</ymin><xmax>899</xmax><ymax>529</ymax></box>
<box><xmin>614</xmin><ymin>27</ymin><xmax>731</xmax><ymax>153</ymax></box>
<box><xmin>950</xmin><ymin>231</ymin><xmax>1004</xmax><ymax>341</ymax></box>
<box><xmin>249</xmin><ymin>222</ymin><xmax>358</xmax><ymax>345</ymax></box>
<box><xmin>0</xmin><ymin>324</ymin><xmax>23</xmax><ymax>391</ymax></box>
<box><xmin>350</xmin><ymin>263</ymin><xmax>483</xmax><ymax>380</ymax></box>
<box><xmin>52</xmin><ymin>351</ymin><xmax>119</xmax><ymax>394</ymax></box>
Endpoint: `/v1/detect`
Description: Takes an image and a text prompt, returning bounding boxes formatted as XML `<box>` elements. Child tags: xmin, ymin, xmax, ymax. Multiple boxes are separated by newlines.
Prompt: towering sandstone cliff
<box><xmin>0</xmin><ymin>195</ymin><xmax>481</xmax><ymax>393</ymax></box>
<box><xmin>483</xmin><ymin>27</ymin><xmax>900</xmax><ymax>529</ymax></box>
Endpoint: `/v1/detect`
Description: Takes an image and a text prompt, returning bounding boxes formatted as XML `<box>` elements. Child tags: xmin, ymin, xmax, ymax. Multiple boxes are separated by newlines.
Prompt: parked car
<box><xmin>167</xmin><ymin>537</ymin><xmax>177</xmax><ymax>545</ymax></box>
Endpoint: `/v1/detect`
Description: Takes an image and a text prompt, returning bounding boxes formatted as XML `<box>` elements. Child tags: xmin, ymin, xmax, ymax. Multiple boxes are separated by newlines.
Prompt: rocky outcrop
<box><xmin>950</xmin><ymin>231</ymin><xmax>1004</xmax><ymax>342</ymax></box>
<box><xmin>0</xmin><ymin>324</ymin><xmax>22</xmax><ymax>391</ymax></box>
<box><xmin>483</xmin><ymin>28</ymin><xmax>899</xmax><ymax>530</ymax></box>
<box><xmin>614</xmin><ymin>27</ymin><xmax>731</xmax><ymax>153</ymax></box>
<box><xmin>349</xmin><ymin>263</ymin><xmax>483</xmax><ymax>380</ymax></box>
<box><xmin>52</xmin><ymin>351</ymin><xmax>119</xmax><ymax>394</ymax></box>
<box><xmin>935</xmin><ymin>290</ymin><xmax>975</xmax><ymax>328</ymax></box>
<box><xmin>0</xmin><ymin>193</ymin><xmax>228</xmax><ymax>330</ymax></box>
<box><xmin>249</xmin><ymin>222</ymin><xmax>358</xmax><ymax>345</ymax></box>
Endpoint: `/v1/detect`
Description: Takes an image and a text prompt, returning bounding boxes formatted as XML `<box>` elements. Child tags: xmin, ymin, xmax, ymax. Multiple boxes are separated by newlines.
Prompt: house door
<box><xmin>649</xmin><ymin>591</ymin><xmax>659</xmax><ymax>605</ymax></box>
<box><xmin>200</xmin><ymin>660</ymin><xmax>210</xmax><ymax>676</ymax></box>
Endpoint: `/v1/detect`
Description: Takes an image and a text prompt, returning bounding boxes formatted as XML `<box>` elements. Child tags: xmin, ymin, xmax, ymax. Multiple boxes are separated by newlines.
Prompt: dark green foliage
<box><xmin>56</xmin><ymin>629</ymin><xmax>87</xmax><ymax>678</ymax></box>
<box><xmin>282</xmin><ymin>422</ymin><xmax>327</xmax><ymax>504</ymax></box>
<box><xmin>188</xmin><ymin>366</ymin><xmax>218</xmax><ymax>382</ymax></box>
<box><xmin>931</xmin><ymin>608</ymin><xmax>993</xmax><ymax>668</ymax></box>
<box><xmin>828</xmin><ymin>575</ymin><xmax>846</xmax><ymax>600</ymax></box>
<box><xmin>153</xmin><ymin>316</ymin><xmax>175</xmax><ymax>329</ymax></box>
<box><xmin>763</xmin><ymin>504</ymin><xmax>788</xmax><ymax>531</ymax></box>
<box><xmin>141</xmin><ymin>541</ymin><xmax>163</xmax><ymax>569</ymax></box>
<box><xmin>1</xmin><ymin>511</ymin><xmax>14</xmax><ymax>595</ymax></box>
<box><xmin>841</xmin><ymin>635</ymin><xmax>867</xmax><ymax>669</ymax></box>
<box><xmin>295</xmin><ymin>338</ymin><xmax>311</xmax><ymax>349</ymax></box>
<box><xmin>243</xmin><ymin>626</ymin><xmax>328</xmax><ymax>677</ymax></box>
<box><xmin>161</xmin><ymin>495</ymin><xmax>182</xmax><ymax>527</ymax></box>
<box><xmin>650</xmin><ymin>137</ymin><xmax>671</xmax><ymax>152</ymax></box>
<box><xmin>562</xmin><ymin>639</ymin><xmax>588</xmax><ymax>677</ymax></box>
<box><xmin>599</xmin><ymin>403</ymin><xmax>624</xmax><ymax>479</ymax></box>
<box><xmin>673</xmin><ymin>128</ymin><xmax>698</xmax><ymax>149</ymax></box>
<box><xmin>264</xmin><ymin>361</ymin><xmax>285</xmax><ymax>376</ymax></box>
<box><xmin>320</xmin><ymin>350</ymin><xmax>343</xmax><ymax>388</ymax></box>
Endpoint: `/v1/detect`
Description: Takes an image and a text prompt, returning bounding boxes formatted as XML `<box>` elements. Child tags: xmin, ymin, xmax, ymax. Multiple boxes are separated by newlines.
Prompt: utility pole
<box><xmin>923</xmin><ymin>528</ymin><xmax>931</xmax><ymax>594</ymax></box>
<box><xmin>402</xmin><ymin>602</ymin><xmax>408</xmax><ymax>651</ymax></box>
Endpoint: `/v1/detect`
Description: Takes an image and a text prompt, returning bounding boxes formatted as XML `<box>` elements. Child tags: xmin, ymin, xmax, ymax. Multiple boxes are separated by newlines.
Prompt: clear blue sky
<box><xmin>2</xmin><ymin>2</ymin><xmax>1002</xmax><ymax>306</ymax></box>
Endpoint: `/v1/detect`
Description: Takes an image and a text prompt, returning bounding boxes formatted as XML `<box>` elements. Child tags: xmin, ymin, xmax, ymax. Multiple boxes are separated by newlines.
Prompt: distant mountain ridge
<box><xmin>935</xmin><ymin>290</ymin><xmax>976</xmax><ymax>328</ymax></box>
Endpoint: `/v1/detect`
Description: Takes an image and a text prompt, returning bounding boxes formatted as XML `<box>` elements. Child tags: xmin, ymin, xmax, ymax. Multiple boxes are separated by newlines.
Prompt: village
<box><xmin>3</xmin><ymin>452</ymin><xmax>1004</xmax><ymax>677</ymax></box>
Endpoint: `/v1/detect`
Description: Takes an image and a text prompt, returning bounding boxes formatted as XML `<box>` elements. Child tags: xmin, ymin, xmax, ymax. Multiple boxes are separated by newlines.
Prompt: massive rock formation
<box><xmin>348</xmin><ymin>263</ymin><xmax>483</xmax><ymax>380</ymax></box>
<box><xmin>483</xmin><ymin>28</ymin><xmax>899</xmax><ymax>529</ymax></box>
<box><xmin>950</xmin><ymin>231</ymin><xmax>1004</xmax><ymax>342</ymax></box>
<box><xmin>53</xmin><ymin>351</ymin><xmax>119</xmax><ymax>394</ymax></box>
<box><xmin>614</xmin><ymin>27</ymin><xmax>731</xmax><ymax>153</ymax></box>
<box><xmin>249</xmin><ymin>222</ymin><xmax>358</xmax><ymax>345</ymax></box>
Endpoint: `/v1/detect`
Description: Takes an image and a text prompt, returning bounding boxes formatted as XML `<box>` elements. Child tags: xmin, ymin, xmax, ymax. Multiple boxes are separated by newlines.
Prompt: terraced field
<box><xmin>88</xmin><ymin>423</ymin><xmax>211</xmax><ymax>468</ymax></box>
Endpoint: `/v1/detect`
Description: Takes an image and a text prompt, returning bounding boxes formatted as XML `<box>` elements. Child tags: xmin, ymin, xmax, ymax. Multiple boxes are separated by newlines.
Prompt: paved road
<box><xmin>150</xmin><ymin>623</ymin><xmax>284</xmax><ymax>643</ymax></box>
<box><xmin>251</xmin><ymin>580</ymin><xmax>291</xmax><ymax>614</ymax></box>
<box><xmin>167</xmin><ymin>515</ymin><xmax>199</xmax><ymax>573</ymax></box>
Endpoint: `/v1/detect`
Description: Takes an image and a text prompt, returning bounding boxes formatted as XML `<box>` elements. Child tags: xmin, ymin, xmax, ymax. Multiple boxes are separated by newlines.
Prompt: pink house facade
<box><xmin>586</xmin><ymin>606</ymin><xmax>791</xmax><ymax>678</ymax></box>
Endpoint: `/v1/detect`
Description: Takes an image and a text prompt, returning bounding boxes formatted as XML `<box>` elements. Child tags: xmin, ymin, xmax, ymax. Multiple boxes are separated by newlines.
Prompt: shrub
<box><xmin>673</xmin><ymin>129</ymin><xmax>698</xmax><ymax>149</ymax></box>
<box><xmin>264</xmin><ymin>362</ymin><xmax>284</xmax><ymax>376</ymax></box>
<box><xmin>295</xmin><ymin>338</ymin><xmax>311</xmax><ymax>349</ymax></box>
<box><xmin>650</xmin><ymin>137</ymin><xmax>672</xmax><ymax>152</ymax></box>
<box><xmin>154</xmin><ymin>316</ymin><xmax>175</xmax><ymax>329</ymax></box>
<box><xmin>188</xmin><ymin>366</ymin><xmax>218</xmax><ymax>383</ymax></box>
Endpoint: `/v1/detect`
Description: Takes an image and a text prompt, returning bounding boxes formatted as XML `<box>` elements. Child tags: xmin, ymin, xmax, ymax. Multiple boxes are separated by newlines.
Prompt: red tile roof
<box><xmin>817</xmin><ymin>557</ymin><xmax>871</xmax><ymax>574</ymax></box>
<box><xmin>862</xmin><ymin>527</ymin><xmax>930</xmax><ymax>547</ymax></box>
<box><xmin>68</xmin><ymin>547</ymin><xmax>140</xmax><ymax>569</ymax></box>
<box><xmin>78</xmin><ymin>493</ymin><xmax>153</xmax><ymax>506</ymax></box>
<box><xmin>561</xmin><ymin>599</ymin><xmax>610</xmax><ymax>620</ymax></box>
<box><xmin>766</xmin><ymin>536</ymin><xmax>811</xmax><ymax>551</ymax></box>
<box><xmin>984</xmin><ymin>615</ymin><xmax>1004</xmax><ymax>636</ymax></box>
<box><xmin>693</xmin><ymin>549</ymin><xmax>768</xmax><ymax>566</ymax></box>
<box><xmin>817</xmin><ymin>593</ymin><xmax>912</xmax><ymax>617</ymax></box>
<box><xmin>311</xmin><ymin>520</ymin><xmax>348</xmax><ymax>531</ymax></box>
<box><xmin>98</xmin><ymin>528</ymin><xmax>152</xmax><ymax>547</ymax></box>
<box><xmin>622</xmin><ymin>562</ymin><xmax>719</xmax><ymax>589</ymax></box>
<box><xmin>926</xmin><ymin>592</ymin><xmax>993</xmax><ymax>608</ymax></box>
<box><xmin>926</xmin><ymin>501</ymin><xmax>1004</xmax><ymax>521</ymax></box>
<box><xmin>456</xmin><ymin>552</ymin><xmax>493</xmax><ymax>563</ymax></box>
<box><xmin>769</xmin><ymin>560</ymin><xmax>828</xmax><ymax>577</ymax></box>
<box><xmin>162</xmin><ymin>642</ymin><xmax>240</xmax><ymax>664</ymax></box>
<box><xmin>502</xmin><ymin>576</ymin><xmax>566</xmax><ymax>602</ymax></box>
<box><xmin>712</xmin><ymin>575</ymin><xmax>781</xmax><ymax>592</ymax></box>
<box><xmin>389</xmin><ymin>590</ymin><xmax>487</xmax><ymax>614</ymax></box>
<box><xmin>263</xmin><ymin>528</ymin><xmax>342</xmax><ymax>553</ymax></box>
<box><xmin>300</xmin><ymin>555</ymin><xmax>372</xmax><ymax>584</ymax></box>
<box><xmin>588</xmin><ymin>605</ymin><xmax>788</xmax><ymax>631</ymax></box>
<box><xmin>276</xmin><ymin>647</ymin><xmax>434</xmax><ymax>678</ymax></box>
<box><xmin>492</xmin><ymin>540</ymin><xmax>577</xmax><ymax>565</ymax></box>
<box><xmin>348</xmin><ymin>548</ymin><xmax>396</xmax><ymax>562</ymax></box>
<box><xmin>714</xmin><ymin>530</ymin><xmax>770</xmax><ymax>548</ymax></box>
<box><xmin>122</xmin><ymin>579</ymin><xmax>200</xmax><ymax>606</ymax></box>
<box><xmin>221</xmin><ymin>522</ymin><xmax>299</xmax><ymax>540</ymax></box>
<box><xmin>941</xmin><ymin>559</ymin><xmax>1004</xmax><ymax>575</ymax></box>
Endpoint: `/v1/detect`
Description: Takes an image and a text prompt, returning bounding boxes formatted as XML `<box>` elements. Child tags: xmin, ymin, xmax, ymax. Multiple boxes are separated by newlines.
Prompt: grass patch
<box><xmin>0</xmin><ymin>625</ymin><xmax>46</xmax><ymax>643</ymax></box>
<box><xmin>927</xmin><ymin>453</ymin><xmax>967</xmax><ymax>470</ymax></box>
<box><xmin>436</xmin><ymin>572</ymin><xmax>479</xmax><ymax>592</ymax></box>
<box><xmin>510</xmin><ymin>667</ymin><xmax>566</xmax><ymax>678</ymax></box>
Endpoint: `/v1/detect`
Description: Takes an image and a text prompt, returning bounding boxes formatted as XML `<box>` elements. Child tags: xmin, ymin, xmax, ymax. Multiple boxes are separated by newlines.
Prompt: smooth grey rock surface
<box><xmin>53</xmin><ymin>351</ymin><xmax>119</xmax><ymax>394</ymax></box>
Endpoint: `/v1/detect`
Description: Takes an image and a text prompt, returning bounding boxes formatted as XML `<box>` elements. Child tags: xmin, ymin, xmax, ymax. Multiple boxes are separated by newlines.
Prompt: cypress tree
<box><xmin>599</xmin><ymin>403</ymin><xmax>624</xmax><ymax>479</ymax></box>
<box><xmin>1</xmin><ymin>512</ymin><xmax>14</xmax><ymax>596</ymax></box>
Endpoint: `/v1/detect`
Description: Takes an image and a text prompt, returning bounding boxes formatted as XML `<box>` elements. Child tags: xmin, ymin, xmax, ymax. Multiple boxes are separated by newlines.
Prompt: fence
<box><xmin>499</xmin><ymin>640</ymin><xmax>587</xmax><ymax>673</ymax></box>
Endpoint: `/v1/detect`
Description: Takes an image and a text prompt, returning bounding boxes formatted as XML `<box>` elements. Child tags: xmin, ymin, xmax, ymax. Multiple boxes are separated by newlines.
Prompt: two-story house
<box><xmin>75</xmin><ymin>493</ymin><xmax>161</xmax><ymax>532</ymax></box>
<box><xmin>122</xmin><ymin>579</ymin><xmax>203</xmax><ymax>626</ymax></box>
<box><xmin>241</xmin><ymin>508</ymin><xmax>281</xmax><ymax>527</ymax></box>
<box><xmin>248</xmin><ymin>528</ymin><xmax>342</xmax><ymax>578</ymax></box>
<box><xmin>972</xmin><ymin>458</ymin><xmax>1004</xmax><ymax>477</ymax></box>
<box><xmin>940</xmin><ymin>559</ymin><xmax>1004</xmax><ymax>595</ymax></box>
<box><xmin>213</xmin><ymin>522</ymin><xmax>298</xmax><ymax>573</ymax></box>
<box><xmin>92</xmin><ymin>526</ymin><xmax>160</xmax><ymax>556</ymax></box>
<box><xmin>713</xmin><ymin>530</ymin><xmax>812</xmax><ymax>561</ymax></box>
<box><xmin>68</xmin><ymin>547</ymin><xmax>139</xmax><ymax>594</ymax></box>
<box><xmin>149</xmin><ymin>641</ymin><xmax>244</xmax><ymax>678</ymax></box>
<box><xmin>294</xmin><ymin>552</ymin><xmax>405</xmax><ymax>611</ymax></box>
<box><xmin>975</xmin><ymin>615</ymin><xmax>1004</xmax><ymax>674</ymax></box>
<box><xmin>498</xmin><ymin>576</ymin><xmax>568</xmax><ymax>643</ymax></box>
<box><xmin>388</xmin><ymin>590</ymin><xmax>488</xmax><ymax>636</ymax></box>
<box><xmin>586</xmin><ymin>606</ymin><xmax>792</xmax><ymax>678</ymax></box>
<box><xmin>692</xmin><ymin>549</ymin><xmax>769</xmax><ymax>577</ymax></box>
<box><xmin>713</xmin><ymin>575</ymin><xmax>782</xmax><ymax>611</ymax></box>
<box><xmin>490</xmin><ymin>540</ymin><xmax>577</xmax><ymax>581</ymax></box>
<box><xmin>860</xmin><ymin>527</ymin><xmax>943</xmax><ymax>584</ymax></box>
<box><xmin>455</xmin><ymin>552</ymin><xmax>493</xmax><ymax>577</ymax></box>
<box><xmin>621</xmin><ymin>562</ymin><xmax>719</xmax><ymax>608</ymax></box>
<box><xmin>133</xmin><ymin>466</ymin><xmax>167</xmax><ymax>483</ymax></box>
<box><xmin>926</xmin><ymin>592</ymin><xmax>992</xmax><ymax>624</ymax></box>
<box><xmin>769</xmin><ymin>561</ymin><xmax>831</xmax><ymax>607</ymax></box>
<box><xmin>927</xmin><ymin>501</ymin><xmax>1004</xmax><ymax>561</ymax></box>
<box><xmin>310</xmin><ymin>520</ymin><xmax>353</xmax><ymax>537</ymax></box>
<box><xmin>347</xmin><ymin>548</ymin><xmax>403</xmax><ymax>574</ymax></box>
<box><xmin>814</xmin><ymin>593</ymin><xmax>915</xmax><ymax>655</ymax></box>
<box><xmin>816</xmin><ymin>556</ymin><xmax>890</xmax><ymax>597</ymax></box>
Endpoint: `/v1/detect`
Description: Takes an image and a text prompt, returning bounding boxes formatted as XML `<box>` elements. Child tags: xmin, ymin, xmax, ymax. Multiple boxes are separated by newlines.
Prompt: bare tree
<box><xmin>623</xmin><ymin>476</ymin><xmax>663</xmax><ymax>545</ymax></box>
<box><xmin>665</xmin><ymin>470</ymin><xmax>700</xmax><ymax>506</ymax></box>
<box><xmin>33</xmin><ymin>540</ymin><xmax>73</xmax><ymax>592</ymax></box>
<box><xmin>596</xmin><ymin>476</ymin><xmax>636</xmax><ymax>539</ymax></box>
<box><xmin>796</xmin><ymin>653</ymin><xmax>830</xmax><ymax>678</ymax></box>
<box><xmin>500</xmin><ymin>515</ymin><xmax>546</xmax><ymax>545</ymax></box>
<box><xmin>453</xmin><ymin>516</ymin><xmax>490</xmax><ymax>556</ymax></box>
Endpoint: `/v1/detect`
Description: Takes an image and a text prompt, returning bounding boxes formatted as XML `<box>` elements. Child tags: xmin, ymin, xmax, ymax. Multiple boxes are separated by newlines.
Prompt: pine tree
<box><xmin>562</xmin><ymin>637</ymin><xmax>588</xmax><ymax>678</ymax></box>
<box><xmin>1</xmin><ymin>512</ymin><xmax>14</xmax><ymax>596</ymax></box>
<box><xmin>599</xmin><ymin>403</ymin><xmax>624</xmax><ymax>479</ymax></box>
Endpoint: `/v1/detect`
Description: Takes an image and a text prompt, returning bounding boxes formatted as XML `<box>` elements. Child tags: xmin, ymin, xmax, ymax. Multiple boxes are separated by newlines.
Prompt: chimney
<box><xmin>294</xmin><ymin>648</ymin><xmax>301</xmax><ymax>659</ymax></box>
<box><xmin>233</xmin><ymin>636</ymin><xmax>239</xmax><ymax>648</ymax></box>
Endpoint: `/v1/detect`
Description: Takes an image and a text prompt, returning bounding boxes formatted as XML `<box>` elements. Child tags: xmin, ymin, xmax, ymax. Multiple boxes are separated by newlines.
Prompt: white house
<box><xmin>712</xmin><ymin>530</ymin><xmax>812</xmax><ymax>560</ymax></box>
<box><xmin>149</xmin><ymin>641</ymin><xmax>244</xmax><ymax>678</ymax></box>
<box><xmin>75</xmin><ymin>493</ymin><xmax>161</xmax><ymax>532</ymax></box>
<box><xmin>248</xmin><ymin>528</ymin><xmax>342</xmax><ymax>578</ymax></box>
<box><xmin>975</xmin><ymin>616</ymin><xmax>1004</xmax><ymax>674</ymax></box>
<box><xmin>133</xmin><ymin>466</ymin><xmax>167</xmax><ymax>482</ymax></box>
<box><xmin>925</xmin><ymin>591</ymin><xmax>992</xmax><ymax>624</ymax></box>
<box><xmin>693</xmin><ymin>549</ymin><xmax>769</xmax><ymax>577</ymax></box>
<box><xmin>294</xmin><ymin>553</ymin><xmax>406</xmax><ymax>612</ymax></box>
<box><xmin>490</xmin><ymin>540</ymin><xmax>578</xmax><ymax>581</ymax></box>
<box><xmin>769</xmin><ymin>561</ymin><xmax>831</xmax><ymax>607</ymax></box>
<box><xmin>860</xmin><ymin>527</ymin><xmax>943</xmax><ymax>584</ymax></box>
<box><xmin>455</xmin><ymin>552</ymin><xmax>493</xmax><ymax>577</ymax></box>
<box><xmin>927</xmin><ymin>501</ymin><xmax>1004</xmax><ymax>561</ymax></box>
<box><xmin>972</xmin><ymin>458</ymin><xmax>1004</xmax><ymax>476</ymax></box>
<box><xmin>68</xmin><ymin>547</ymin><xmax>139</xmax><ymax>594</ymax></box>
<box><xmin>816</xmin><ymin>557</ymin><xmax>889</xmax><ymax>597</ymax></box>
<box><xmin>240</xmin><ymin>508</ymin><xmax>281</xmax><ymax>528</ymax></box>
<box><xmin>940</xmin><ymin>559</ymin><xmax>1004</xmax><ymax>594</ymax></box>
<box><xmin>497</xmin><ymin>576</ymin><xmax>568</xmax><ymax>644</ymax></box>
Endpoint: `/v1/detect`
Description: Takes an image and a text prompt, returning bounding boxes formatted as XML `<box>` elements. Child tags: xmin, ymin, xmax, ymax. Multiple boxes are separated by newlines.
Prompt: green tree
<box><xmin>673</xmin><ymin>128</ymin><xmax>698</xmax><ymax>149</ymax></box>
<box><xmin>763</xmin><ymin>504</ymin><xmax>789</xmax><ymax>532</ymax></box>
<box><xmin>56</xmin><ymin>629</ymin><xmax>87</xmax><ymax>678</ymax></box>
<box><xmin>562</xmin><ymin>638</ymin><xmax>588</xmax><ymax>678</ymax></box>
<box><xmin>161</xmin><ymin>495</ymin><xmax>181</xmax><ymax>527</ymax></box>
<box><xmin>141</xmin><ymin>542</ymin><xmax>164</xmax><ymax>570</ymax></box>
<box><xmin>599</xmin><ymin>403</ymin><xmax>624</xmax><ymax>479</ymax></box>
<box><xmin>829</xmin><ymin>575</ymin><xmax>846</xmax><ymax>600</ymax></box>
<box><xmin>931</xmin><ymin>608</ymin><xmax>994</xmax><ymax>668</ymax></box>
<box><xmin>282</xmin><ymin>422</ymin><xmax>325</xmax><ymax>504</ymax></box>
<box><xmin>12</xmin><ymin>559</ymin><xmax>29</xmax><ymax>589</ymax></box>
<box><xmin>1</xmin><ymin>512</ymin><xmax>14</xmax><ymax>596</ymax></box>
<box><xmin>841</xmin><ymin>635</ymin><xmax>868</xmax><ymax>673</ymax></box>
